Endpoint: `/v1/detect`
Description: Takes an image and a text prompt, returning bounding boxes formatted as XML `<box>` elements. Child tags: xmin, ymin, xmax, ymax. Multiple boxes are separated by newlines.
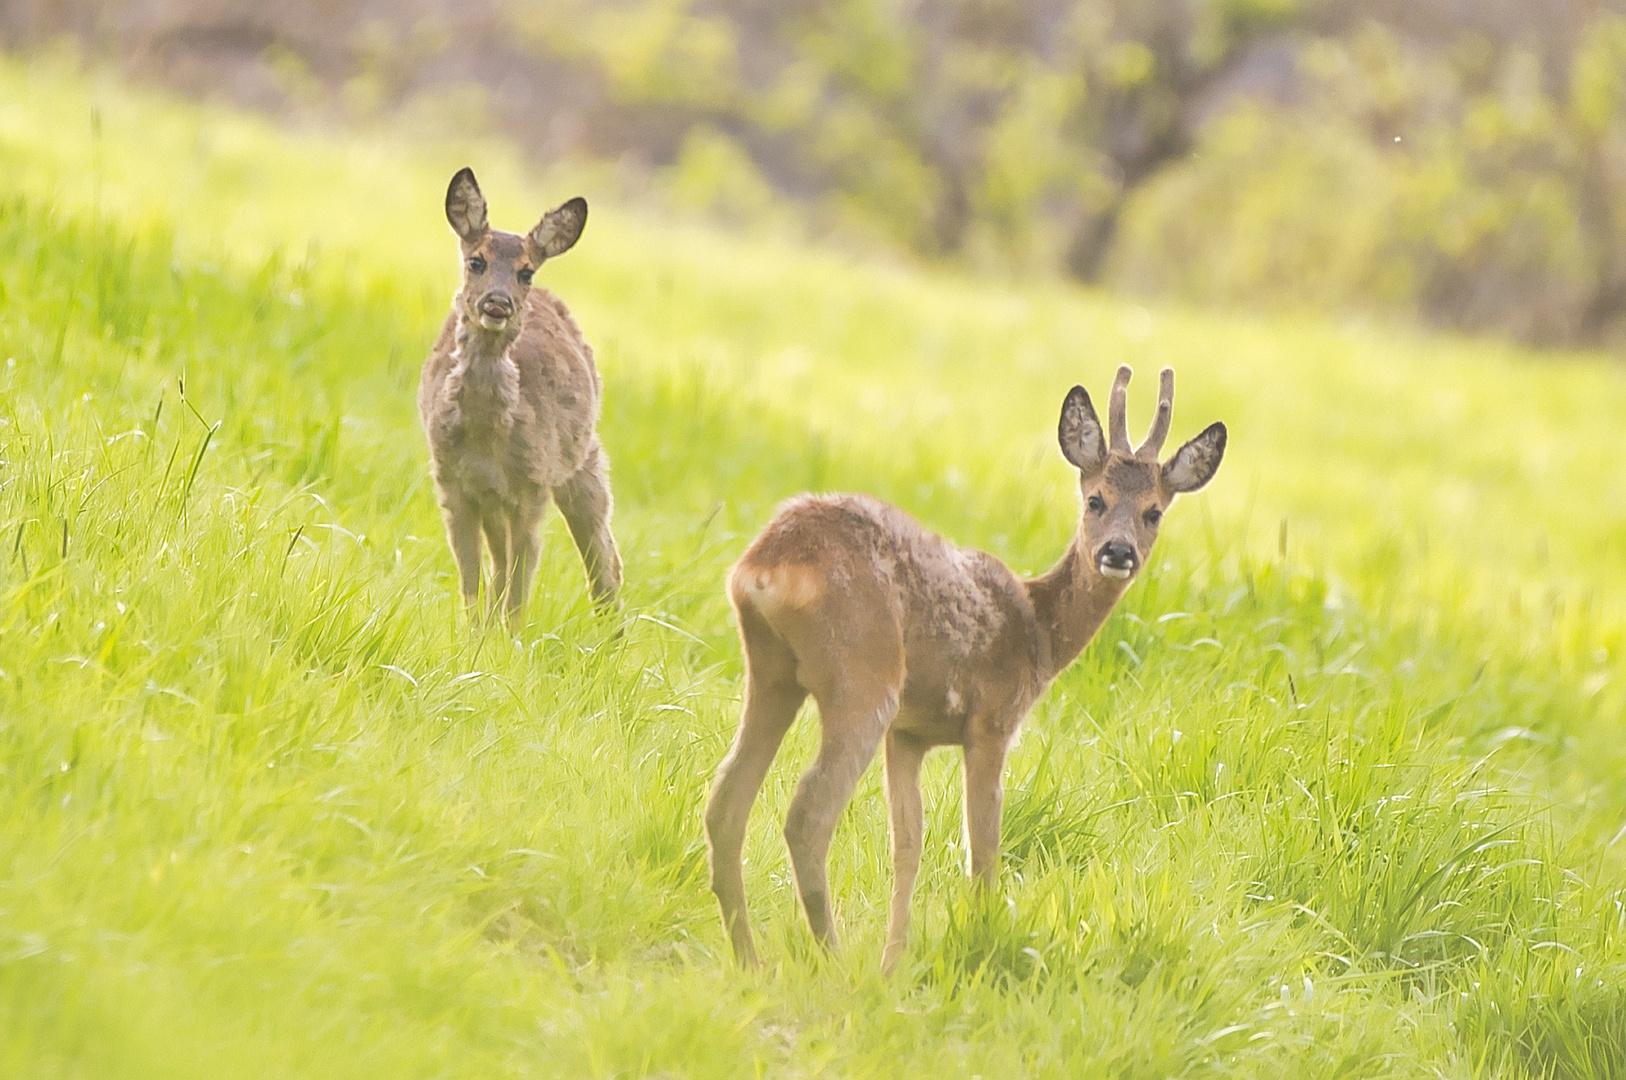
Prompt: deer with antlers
<box><xmin>704</xmin><ymin>365</ymin><xmax>1226</xmax><ymax>970</ymax></box>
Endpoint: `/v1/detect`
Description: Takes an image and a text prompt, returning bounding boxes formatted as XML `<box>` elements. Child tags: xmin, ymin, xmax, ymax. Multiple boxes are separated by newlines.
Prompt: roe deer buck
<box><xmin>704</xmin><ymin>366</ymin><xmax>1226</xmax><ymax>970</ymax></box>
<box><xmin>420</xmin><ymin>168</ymin><xmax>622</xmax><ymax>627</ymax></box>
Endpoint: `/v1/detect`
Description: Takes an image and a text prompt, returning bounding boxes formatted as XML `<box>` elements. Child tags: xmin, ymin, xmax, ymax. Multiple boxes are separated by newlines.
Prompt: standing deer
<box><xmin>419</xmin><ymin>168</ymin><xmax>622</xmax><ymax>627</ymax></box>
<box><xmin>704</xmin><ymin>366</ymin><xmax>1226</xmax><ymax>970</ymax></box>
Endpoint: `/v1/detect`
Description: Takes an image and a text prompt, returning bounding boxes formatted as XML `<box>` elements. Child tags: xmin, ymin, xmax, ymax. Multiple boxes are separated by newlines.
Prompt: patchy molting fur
<box><xmin>737</xmin><ymin>492</ymin><xmax>1041</xmax><ymax>741</ymax></box>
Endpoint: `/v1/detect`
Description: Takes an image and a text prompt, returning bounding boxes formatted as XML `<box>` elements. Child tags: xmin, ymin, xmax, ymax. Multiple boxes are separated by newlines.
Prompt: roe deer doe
<box><xmin>419</xmin><ymin>168</ymin><xmax>622</xmax><ymax>627</ymax></box>
<box><xmin>704</xmin><ymin>366</ymin><xmax>1226</xmax><ymax>970</ymax></box>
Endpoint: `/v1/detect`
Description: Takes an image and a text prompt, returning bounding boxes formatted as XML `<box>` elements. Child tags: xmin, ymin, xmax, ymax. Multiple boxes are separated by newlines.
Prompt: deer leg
<box><xmin>705</xmin><ymin>669</ymin><xmax>805</xmax><ymax>967</ymax></box>
<box><xmin>480</xmin><ymin>509</ymin><xmax>512</xmax><ymax>623</ymax></box>
<box><xmin>962</xmin><ymin>736</ymin><xmax>1009</xmax><ymax>889</ymax></box>
<box><xmin>881</xmin><ymin>730</ymin><xmax>928</xmax><ymax>974</ymax></box>
<box><xmin>553</xmin><ymin>439</ymin><xmax>622</xmax><ymax>606</ymax></box>
<box><xmin>504</xmin><ymin>500</ymin><xmax>546</xmax><ymax>630</ymax></box>
<box><xmin>783</xmin><ymin>687</ymin><xmax>898</xmax><ymax>954</ymax></box>
<box><xmin>441</xmin><ymin>492</ymin><xmax>484</xmax><ymax>616</ymax></box>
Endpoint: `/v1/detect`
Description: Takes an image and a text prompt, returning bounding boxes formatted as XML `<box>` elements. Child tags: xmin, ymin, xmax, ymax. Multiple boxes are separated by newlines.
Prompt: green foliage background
<box><xmin>13</xmin><ymin>0</ymin><xmax>1626</xmax><ymax>346</ymax></box>
<box><xmin>2</xmin><ymin>55</ymin><xmax>1626</xmax><ymax>1077</ymax></box>
<box><xmin>526</xmin><ymin>1</ymin><xmax>1626</xmax><ymax>346</ymax></box>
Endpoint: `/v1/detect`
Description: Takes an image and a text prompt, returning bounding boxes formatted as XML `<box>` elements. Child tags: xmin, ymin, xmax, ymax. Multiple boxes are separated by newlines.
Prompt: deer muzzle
<box><xmin>1096</xmin><ymin>541</ymin><xmax>1138</xmax><ymax>580</ymax></box>
<box><xmin>477</xmin><ymin>294</ymin><xmax>515</xmax><ymax>329</ymax></box>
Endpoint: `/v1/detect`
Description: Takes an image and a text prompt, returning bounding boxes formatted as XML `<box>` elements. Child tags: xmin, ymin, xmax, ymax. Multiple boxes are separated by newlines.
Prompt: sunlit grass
<box><xmin>2</xmin><ymin>54</ymin><xmax>1625</xmax><ymax>1077</ymax></box>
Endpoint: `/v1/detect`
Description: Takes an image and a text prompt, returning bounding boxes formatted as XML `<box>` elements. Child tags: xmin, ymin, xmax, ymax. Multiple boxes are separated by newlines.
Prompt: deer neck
<box><xmin>450</xmin><ymin>312</ymin><xmax>522</xmax><ymax>404</ymax></box>
<box><xmin>1023</xmin><ymin>538</ymin><xmax>1130</xmax><ymax>685</ymax></box>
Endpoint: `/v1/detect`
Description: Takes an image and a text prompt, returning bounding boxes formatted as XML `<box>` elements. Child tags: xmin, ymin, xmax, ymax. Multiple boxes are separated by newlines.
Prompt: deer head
<box><xmin>444</xmin><ymin>167</ymin><xmax>587</xmax><ymax>335</ymax></box>
<box><xmin>1058</xmin><ymin>365</ymin><xmax>1226</xmax><ymax>581</ymax></box>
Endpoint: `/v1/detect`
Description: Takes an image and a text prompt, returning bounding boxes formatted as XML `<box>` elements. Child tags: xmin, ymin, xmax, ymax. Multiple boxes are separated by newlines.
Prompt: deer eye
<box><xmin>1144</xmin><ymin>508</ymin><xmax>1162</xmax><ymax>527</ymax></box>
<box><xmin>467</xmin><ymin>256</ymin><xmax>487</xmax><ymax>274</ymax></box>
<box><xmin>1087</xmin><ymin>494</ymin><xmax>1106</xmax><ymax>514</ymax></box>
<box><xmin>517</xmin><ymin>267</ymin><xmax>534</xmax><ymax>285</ymax></box>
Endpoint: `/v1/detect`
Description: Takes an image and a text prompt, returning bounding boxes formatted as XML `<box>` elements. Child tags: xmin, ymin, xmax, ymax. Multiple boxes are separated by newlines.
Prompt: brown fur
<box><xmin>419</xmin><ymin>169</ymin><xmax>621</xmax><ymax>627</ymax></box>
<box><xmin>704</xmin><ymin>367</ymin><xmax>1227</xmax><ymax>970</ymax></box>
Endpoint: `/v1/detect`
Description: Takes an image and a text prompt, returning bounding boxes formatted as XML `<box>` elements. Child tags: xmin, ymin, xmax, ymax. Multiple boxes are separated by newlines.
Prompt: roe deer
<box><xmin>419</xmin><ymin>168</ymin><xmax>622</xmax><ymax>627</ymax></box>
<box><xmin>704</xmin><ymin>366</ymin><xmax>1226</xmax><ymax>970</ymax></box>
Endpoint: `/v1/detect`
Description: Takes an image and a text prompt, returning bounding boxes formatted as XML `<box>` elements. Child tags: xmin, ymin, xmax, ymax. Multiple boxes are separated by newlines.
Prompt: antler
<box><xmin>1108</xmin><ymin>365</ymin><xmax>1133</xmax><ymax>454</ymax></box>
<box><xmin>1136</xmin><ymin>367</ymin><xmax>1175</xmax><ymax>460</ymax></box>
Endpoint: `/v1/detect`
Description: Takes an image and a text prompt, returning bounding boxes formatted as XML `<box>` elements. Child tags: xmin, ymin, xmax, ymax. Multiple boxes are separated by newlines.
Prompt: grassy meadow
<box><xmin>3</xmin><ymin>54</ymin><xmax>1626</xmax><ymax>1078</ymax></box>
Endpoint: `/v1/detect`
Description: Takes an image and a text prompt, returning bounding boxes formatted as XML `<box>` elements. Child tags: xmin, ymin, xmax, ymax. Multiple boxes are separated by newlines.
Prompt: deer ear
<box><xmin>445</xmin><ymin>168</ymin><xmax>489</xmax><ymax>245</ymax></box>
<box><xmin>1058</xmin><ymin>385</ymin><xmax>1108</xmax><ymax>474</ymax></box>
<box><xmin>1163</xmin><ymin>422</ymin><xmax>1227</xmax><ymax>494</ymax></box>
<box><xmin>528</xmin><ymin>197</ymin><xmax>588</xmax><ymax>261</ymax></box>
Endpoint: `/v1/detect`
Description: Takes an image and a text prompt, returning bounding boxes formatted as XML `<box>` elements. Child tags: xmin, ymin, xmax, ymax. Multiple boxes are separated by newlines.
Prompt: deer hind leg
<box><xmin>881</xmin><ymin>730</ymin><xmax>928</xmax><ymax>974</ymax></box>
<box><xmin>480</xmin><ymin>508</ymin><xmax>512</xmax><ymax>623</ymax></box>
<box><xmin>962</xmin><ymin>735</ymin><xmax>1011</xmax><ymax>889</ymax></box>
<box><xmin>503</xmin><ymin>498</ymin><xmax>547</xmax><ymax>630</ymax></box>
<box><xmin>553</xmin><ymin>439</ymin><xmax>623</xmax><ymax>606</ymax></box>
<box><xmin>783</xmin><ymin>683</ymin><xmax>900</xmax><ymax>955</ymax></box>
<box><xmin>704</xmin><ymin>614</ymin><xmax>805</xmax><ymax>967</ymax></box>
<box><xmin>441</xmin><ymin>491</ymin><xmax>484</xmax><ymax>616</ymax></box>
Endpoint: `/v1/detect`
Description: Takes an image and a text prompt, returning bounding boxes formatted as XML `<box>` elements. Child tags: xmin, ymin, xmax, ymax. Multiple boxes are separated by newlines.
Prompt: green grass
<box><xmin>3</xmin><ymin>53</ymin><xmax>1626</xmax><ymax>1078</ymax></box>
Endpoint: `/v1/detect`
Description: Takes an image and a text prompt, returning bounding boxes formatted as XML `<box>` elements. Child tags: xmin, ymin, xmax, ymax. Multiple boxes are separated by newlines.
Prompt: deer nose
<box><xmin>479</xmin><ymin>294</ymin><xmax>514</xmax><ymax>319</ymax></box>
<box><xmin>1096</xmin><ymin>542</ymin><xmax>1138</xmax><ymax>580</ymax></box>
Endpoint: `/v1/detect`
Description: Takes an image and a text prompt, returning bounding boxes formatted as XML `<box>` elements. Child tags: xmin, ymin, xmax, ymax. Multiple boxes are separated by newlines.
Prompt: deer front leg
<box><xmin>882</xmin><ymin>730</ymin><xmax>928</xmax><ymax>974</ymax></box>
<box><xmin>962</xmin><ymin>737</ymin><xmax>1009</xmax><ymax>889</ymax></box>
<box><xmin>553</xmin><ymin>439</ymin><xmax>623</xmax><ymax>606</ymax></box>
<box><xmin>441</xmin><ymin>491</ymin><xmax>484</xmax><ymax>616</ymax></box>
<box><xmin>783</xmin><ymin>688</ymin><xmax>897</xmax><ymax>954</ymax></box>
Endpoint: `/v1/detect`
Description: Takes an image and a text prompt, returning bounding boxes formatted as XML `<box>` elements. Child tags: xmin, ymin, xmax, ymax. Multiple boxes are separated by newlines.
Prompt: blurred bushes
<box><xmin>10</xmin><ymin>0</ymin><xmax>1626</xmax><ymax>346</ymax></box>
<box><xmin>1111</xmin><ymin>105</ymin><xmax>1407</xmax><ymax>312</ymax></box>
<box><xmin>1117</xmin><ymin>16</ymin><xmax>1626</xmax><ymax>346</ymax></box>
